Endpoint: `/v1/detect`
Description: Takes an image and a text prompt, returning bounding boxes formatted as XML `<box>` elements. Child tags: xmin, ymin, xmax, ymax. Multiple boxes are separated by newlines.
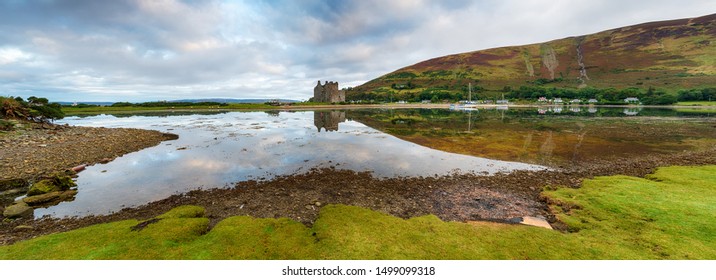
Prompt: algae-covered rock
<box><xmin>27</xmin><ymin>179</ymin><xmax>60</xmax><ymax>196</ymax></box>
<box><xmin>48</xmin><ymin>173</ymin><xmax>76</xmax><ymax>191</ymax></box>
<box><xmin>0</xmin><ymin>179</ymin><xmax>27</xmax><ymax>192</ymax></box>
<box><xmin>3</xmin><ymin>201</ymin><xmax>33</xmax><ymax>219</ymax></box>
<box><xmin>23</xmin><ymin>190</ymin><xmax>77</xmax><ymax>206</ymax></box>
<box><xmin>23</xmin><ymin>191</ymin><xmax>62</xmax><ymax>205</ymax></box>
<box><xmin>27</xmin><ymin>179</ymin><xmax>59</xmax><ymax>196</ymax></box>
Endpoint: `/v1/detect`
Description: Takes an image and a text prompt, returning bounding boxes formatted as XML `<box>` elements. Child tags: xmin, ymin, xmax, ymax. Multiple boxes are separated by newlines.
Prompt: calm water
<box><xmin>350</xmin><ymin>106</ymin><xmax>716</xmax><ymax>167</ymax></box>
<box><xmin>41</xmin><ymin>110</ymin><xmax>544</xmax><ymax>218</ymax></box>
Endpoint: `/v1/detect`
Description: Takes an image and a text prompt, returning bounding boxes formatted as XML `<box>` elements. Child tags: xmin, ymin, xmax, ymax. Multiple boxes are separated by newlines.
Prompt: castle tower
<box><xmin>313</xmin><ymin>80</ymin><xmax>345</xmax><ymax>103</ymax></box>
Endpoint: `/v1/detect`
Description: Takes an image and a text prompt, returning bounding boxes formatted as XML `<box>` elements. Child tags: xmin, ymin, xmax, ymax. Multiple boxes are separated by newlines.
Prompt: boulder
<box><xmin>23</xmin><ymin>191</ymin><xmax>61</xmax><ymax>205</ymax></box>
<box><xmin>48</xmin><ymin>173</ymin><xmax>76</xmax><ymax>190</ymax></box>
<box><xmin>23</xmin><ymin>190</ymin><xmax>77</xmax><ymax>206</ymax></box>
<box><xmin>3</xmin><ymin>201</ymin><xmax>33</xmax><ymax>219</ymax></box>
<box><xmin>27</xmin><ymin>179</ymin><xmax>59</xmax><ymax>196</ymax></box>
<box><xmin>27</xmin><ymin>174</ymin><xmax>76</xmax><ymax>196</ymax></box>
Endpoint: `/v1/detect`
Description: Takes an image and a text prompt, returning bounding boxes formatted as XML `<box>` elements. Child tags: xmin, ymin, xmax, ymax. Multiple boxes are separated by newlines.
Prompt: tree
<box><xmin>27</xmin><ymin>96</ymin><xmax>49</xmax><ymax>106</ymax></box>
<box><xmin>1</xmin><ymin>96</ymin><xmax>64</xmax><ymax>123</ymax></box>
<box><xmin>30</xmin><ymin>102</ymin><xmax>64</xmax><ymax>122</ymax></box>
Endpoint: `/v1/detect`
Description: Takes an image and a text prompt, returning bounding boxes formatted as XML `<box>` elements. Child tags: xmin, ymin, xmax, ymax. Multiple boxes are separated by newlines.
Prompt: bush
<box><xmin>1</xmin><ymin>97</ymin><xmax>29</xmax><ymax>119</ymax></box>
<box><xmin>1</xmin><ymin>96</ymin><xmax>64</xmax><ymax>123</ymax></box>
<box><xmin>30</xmin><ymin>102</ymin><xmax>65</xmax><ymax>121</ymax></box>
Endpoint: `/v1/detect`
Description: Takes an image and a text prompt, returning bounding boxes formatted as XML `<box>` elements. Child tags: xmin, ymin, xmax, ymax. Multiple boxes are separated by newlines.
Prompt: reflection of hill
<box><xmin>348</xmin><ymin>108</ymin><xmax>716</xmax><ymax>167</ymax></box>
<box><xmin>314</xmin><ymin>111</ymin><xmax>346</xmax><ymax>132</ymax></box>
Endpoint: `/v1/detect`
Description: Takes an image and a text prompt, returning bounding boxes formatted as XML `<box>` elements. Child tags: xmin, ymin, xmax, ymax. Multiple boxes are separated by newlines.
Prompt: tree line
<box><xmin>1</xmin><ymin>96</ymin><xmax>65</xmax><ymax>124</ymax></box>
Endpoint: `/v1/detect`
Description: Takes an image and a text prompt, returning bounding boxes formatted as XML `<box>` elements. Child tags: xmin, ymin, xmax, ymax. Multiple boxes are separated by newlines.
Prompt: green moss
<box><xmin>26</xmin><ymin>180</ymin><xmax>60</xmax><ymax>196</ymax></box>
<box><xmin>184</xmin><ymin>216</ymin><xmax>318</xmax><ymax>259</ymax></box>
<box><xmin>157</xmin><ymin>205</ymin><xmax>205</xmax><ymax>219</ymax></box>
<box><xmin>2</xmin><ymin>165</ymin><xmax>715</xmax><ymax>259</ymax></box>
<box><xmin>544</xmin><ymin>165</ymin><xmax>716</xmax><ymax>259</ymax></box>
<box><xmin>26</xmin><ymin>174</ymin><xmax>76</xmax><ymax>196</ymax></box>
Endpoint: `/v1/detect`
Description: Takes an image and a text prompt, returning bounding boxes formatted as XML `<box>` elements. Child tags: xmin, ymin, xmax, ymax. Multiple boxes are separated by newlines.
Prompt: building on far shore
<box><xmin>624</xmin><ymin>97</ymin><xmax>640</xmax><ymax>103</ymax></box>
<box><xmin>313</xmin><ymin>80</ymin><xmax>345</xmax><ymax>103</ymax></box>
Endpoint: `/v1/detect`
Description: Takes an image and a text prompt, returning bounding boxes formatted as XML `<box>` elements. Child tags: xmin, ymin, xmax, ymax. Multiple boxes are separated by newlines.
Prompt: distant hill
<box><xmin>349</xmin><ymin>13</ymin><xmax>716</xmax><ymax>101</ymax></box>
<box><xmin>56</xmin><ymin>98</ymin><xmax>301</xmax><ymax>106</ymax></box>
<box><xmin>56</xmin><ymin>101</ymin><xmax>114</xmax><ymax>106</ymax></box>
<box><xmin>171</xmin><ymin>98</ymin><xmax>301</xmax><ymax>104</ymax></box>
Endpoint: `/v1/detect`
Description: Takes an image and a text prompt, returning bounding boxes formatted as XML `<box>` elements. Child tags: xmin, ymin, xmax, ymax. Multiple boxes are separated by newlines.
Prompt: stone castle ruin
<box><xmin>313</xmin><ymin>80</ymin><xmax>345</xmax><ymax>103</ymax></box>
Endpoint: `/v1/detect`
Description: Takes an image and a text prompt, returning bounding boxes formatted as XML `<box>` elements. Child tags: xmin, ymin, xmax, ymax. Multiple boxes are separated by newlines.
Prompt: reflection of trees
<box><xmin>314</xmin><ymin>111</ymin><xmax>346</xmax><ymax>132</ymax></box>
<box><xmin>265</xmin><ymin>110</ymin><xmax>280</xmax><ymax>117</ymax></box>
<box><xmin>539</xmin><ymin>131</ymin><xmax>555</xmax><ymax>163</ymax></box>
<box><xmin>100</xmin><ymin>111</ymin><xmax>229</xmax><ymax>118</ymax></box>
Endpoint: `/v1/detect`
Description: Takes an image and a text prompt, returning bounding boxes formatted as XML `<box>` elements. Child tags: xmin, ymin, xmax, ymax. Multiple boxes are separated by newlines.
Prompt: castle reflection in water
<box><xmin>314</xmin><ymin>111</ymin><xmax>346</xmax><ymax>132</ymax></box>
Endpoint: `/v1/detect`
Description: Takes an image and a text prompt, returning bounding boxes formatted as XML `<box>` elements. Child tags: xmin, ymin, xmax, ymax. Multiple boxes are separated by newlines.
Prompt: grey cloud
<box><xmin>1</xmin><ymin>0</ymin><xmax>713</xmax><ymax>102</ymax></box>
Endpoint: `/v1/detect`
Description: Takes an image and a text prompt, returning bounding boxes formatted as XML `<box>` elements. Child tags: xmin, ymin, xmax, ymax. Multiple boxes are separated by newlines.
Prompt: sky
<box><xmin>0</xmin><ymin>0</ymin><xmax>714</xmax><ymax>102</ymax></box>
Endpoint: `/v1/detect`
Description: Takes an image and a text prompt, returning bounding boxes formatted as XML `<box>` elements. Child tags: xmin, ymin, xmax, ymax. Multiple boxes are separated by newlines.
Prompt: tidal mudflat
<box><xmin>37</xmin><ymin>110</ymin><xmax>543</xmax><ymax>218</ymax></box>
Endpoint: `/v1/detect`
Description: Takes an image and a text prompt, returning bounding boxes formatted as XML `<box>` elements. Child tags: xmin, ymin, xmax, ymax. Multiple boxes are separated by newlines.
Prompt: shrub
<box><xmin>1</xmin><ymin>97</ymin><xmax>29</xmax><ymax>119</ymax></box>
<box><xmin>1</xmin><ymin>96</ymin><xmax>64</xmax><ymax>123</ymax></box>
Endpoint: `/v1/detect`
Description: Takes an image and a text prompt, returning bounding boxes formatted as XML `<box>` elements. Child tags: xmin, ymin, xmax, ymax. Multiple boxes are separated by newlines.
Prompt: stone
<box><xmin>14</xmin><ymin>225</ymin><xmax>33</xmax><ymax>231</ymax></box>
<box><xmin>519</xmin><ymin>216</ymin><xmax>553</xmax><ymax>230</ymax></box>
<box><xmin>1</xmin><ymin>188</ymin><xmax>26</xmax><ymax>196</ymax></box>
<box><xmin>27</xmin><ymin>179</ymin><xmax>60</xmax><ymax>196</ymax></box>
<box><xmin>314</xmin><ymin>201</ymin><xmax>322</xmax><ymax>207</ymax></box>
<box><xmin>3</xmin><ymin>202</ymin><xmax>33</xmax><ymax>219</ymax></box>
<box><xmin>23</xmin><ymin>191</ymin><xmax>62</xmax><ymax>205</ymax></box>
<box><xmin>51</xmin><ymin>174</ymin><xmax>76</xmax><ymax>190</ymax></box>
<box><xmin>27</xmin><ymin>174</ymin><xmax>76</xmax><ymax>196</ymax></box>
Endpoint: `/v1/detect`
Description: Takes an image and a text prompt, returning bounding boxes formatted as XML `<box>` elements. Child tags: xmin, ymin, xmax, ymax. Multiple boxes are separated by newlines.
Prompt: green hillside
<box><xmin>348</xmin><ymin>13</ymin><xmax>716</xmax><ymax>103</ymax></box>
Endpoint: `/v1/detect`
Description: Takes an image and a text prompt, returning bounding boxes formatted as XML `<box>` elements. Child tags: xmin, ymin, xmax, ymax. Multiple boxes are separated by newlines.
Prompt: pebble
<box><xmin>14</xmin><ymin>225</ymin><xmax>34</xmax><ymax>231</ymax></box>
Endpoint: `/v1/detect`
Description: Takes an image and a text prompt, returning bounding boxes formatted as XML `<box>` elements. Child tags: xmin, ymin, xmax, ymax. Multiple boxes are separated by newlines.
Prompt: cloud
<box><xmin>0</xmin><ymin>0</ymin><xmax>713</xmax><ymax>102</ymax></box>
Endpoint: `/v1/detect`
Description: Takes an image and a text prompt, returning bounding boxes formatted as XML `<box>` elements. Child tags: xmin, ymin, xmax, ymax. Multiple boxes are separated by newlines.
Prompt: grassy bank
<box><xmin>676</xmin><ymin>101</ymin><xmax>716</xmax><ymax>106</ymax></box>
<box><xmin>1</xmin><ymin>165</ymin><xmax>714</xmax><ymax>259</ymax></box>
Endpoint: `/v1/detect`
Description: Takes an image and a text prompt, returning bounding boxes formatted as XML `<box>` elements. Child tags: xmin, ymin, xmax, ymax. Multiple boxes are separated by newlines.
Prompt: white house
<box><xmin>624</xmin><ymin>97</ymin><xmax>640</xmax><ymax>103</ymax></box>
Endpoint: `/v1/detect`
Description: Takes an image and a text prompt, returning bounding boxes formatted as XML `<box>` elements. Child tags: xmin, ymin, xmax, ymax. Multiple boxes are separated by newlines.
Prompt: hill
<box><xmin>348</xmin><ymin>13</ymin><xmax>716</xmax><ymax>102</ymax></box>
<box><xmin>171</xmin><ymin>98</ymin><xmax>301</xmax><ymax>104</ymax></box>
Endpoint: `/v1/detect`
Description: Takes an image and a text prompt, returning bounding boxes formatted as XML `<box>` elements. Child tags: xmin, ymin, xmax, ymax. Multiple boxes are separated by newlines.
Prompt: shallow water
<box><xmin>42</xmin><ymin>110</ymin><xmax>544</xmax><ymax>218</ymax></box>
<box><xmin>350</xmin><ymin>106</ymin><xmax>716</xmax><ymax>167</ymax></box>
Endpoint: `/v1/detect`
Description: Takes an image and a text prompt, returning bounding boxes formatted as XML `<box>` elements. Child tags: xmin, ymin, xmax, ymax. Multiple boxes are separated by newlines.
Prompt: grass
<box><xmin>1</xmin><ymin>165</ymin><xmax>715</xmax><ymax>259</ymax></box>
<box><xmin>676</xmin><ymin>101</ymin><xmax>716</xmax><ymax>106</ymax></box>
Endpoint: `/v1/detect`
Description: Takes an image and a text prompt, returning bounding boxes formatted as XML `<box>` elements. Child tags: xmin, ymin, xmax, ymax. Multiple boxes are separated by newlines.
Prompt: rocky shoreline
<box><xmin>0</xmin><ymin>121</ymin><xmax>714</xmax><ymax>245</ymax></box>
<box><xmin>0</xmin><ymin>122</ymin><xmax>177</xmax><ymax>226</ymax></box>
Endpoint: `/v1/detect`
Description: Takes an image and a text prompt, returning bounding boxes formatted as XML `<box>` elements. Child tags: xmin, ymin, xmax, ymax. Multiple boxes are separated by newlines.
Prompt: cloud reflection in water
<box><xmin>40</xmin><ymin>111</ymin><xmax>545</xmax><ymax>218</ymax></box>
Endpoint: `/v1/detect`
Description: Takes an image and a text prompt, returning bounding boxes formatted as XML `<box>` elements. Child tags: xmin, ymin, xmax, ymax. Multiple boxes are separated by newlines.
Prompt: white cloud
<box><xmin>0</xmin><ymin>0</ymin><xmax>713</xmax><ymax>102</ymax></box>
<box><xmin>0</xmin><ymin>47</ymin><xmax>33</xmax><ymax>65</ymax></box>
